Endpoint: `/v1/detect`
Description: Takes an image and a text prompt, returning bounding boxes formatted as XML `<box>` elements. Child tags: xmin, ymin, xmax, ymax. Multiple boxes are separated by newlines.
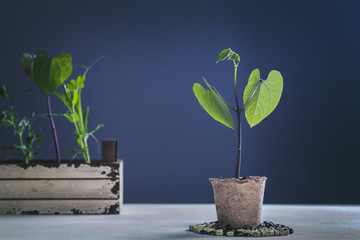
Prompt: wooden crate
<box><xmin>0</xmin><ymin>160</ymin><xmax>123</xmax><ymax>214</ymax></box>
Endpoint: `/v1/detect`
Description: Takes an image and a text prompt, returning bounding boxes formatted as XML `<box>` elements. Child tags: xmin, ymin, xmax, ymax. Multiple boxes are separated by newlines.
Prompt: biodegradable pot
<box><xmin>210</xmin><ymin>176</ymin><xmax>267</xmax><ymax>228</ymax></box>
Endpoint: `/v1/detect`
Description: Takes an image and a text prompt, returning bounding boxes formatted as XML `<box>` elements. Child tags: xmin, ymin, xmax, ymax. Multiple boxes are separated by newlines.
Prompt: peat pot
<box><xmin>210</xmin><ymin>176</ymin><xmax>267</xmax><ymax>228</ymax></box>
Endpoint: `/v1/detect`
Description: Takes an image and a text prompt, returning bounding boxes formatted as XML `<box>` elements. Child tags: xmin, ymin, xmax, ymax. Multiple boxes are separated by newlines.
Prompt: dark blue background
<box><xmin>1</xmin><ymin>0</ymin><xmax>359</xmax><ymax>204</ymax></box>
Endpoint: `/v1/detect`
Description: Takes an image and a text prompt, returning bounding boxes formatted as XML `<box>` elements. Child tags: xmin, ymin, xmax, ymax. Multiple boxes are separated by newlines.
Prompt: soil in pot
<box><xmin>210</xmin><ymin>176</ymin><xmax>267</xmax><ymax>228</ymax></box>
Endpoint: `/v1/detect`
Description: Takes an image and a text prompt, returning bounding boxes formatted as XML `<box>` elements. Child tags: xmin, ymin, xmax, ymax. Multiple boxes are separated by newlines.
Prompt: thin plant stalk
<box><xmin>47</xmin><ymin>96</ymin><xmax>60</xmax><ymax>164</ymax></box>
<box><xmin>233</xmin><ymin>61</ymin><xmax>263</xmax><ymax>178</ymax></box>
<box><xmin>233</xmin><ymin>61</ymin><xmax>241</xmax><ymax>179</ymax></box>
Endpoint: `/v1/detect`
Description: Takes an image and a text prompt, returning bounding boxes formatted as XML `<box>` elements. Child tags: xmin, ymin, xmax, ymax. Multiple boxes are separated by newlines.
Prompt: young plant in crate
<box><xmin>0</xmin><ymin>85</ymin><xmax>42</xmax><ymax>163</ymax></box>
<box><xmin>193</xmin><ymin>48</ymin><xmax>283</xmax><ymax>228</ymax></box>
<box><xmin>0</xmin><ymin>53</ymin><xmax>122</xmax><ymax>215</ymax></box>
<box><xmin>55</xmin><ymin>73</ymin><xmax>104</xmax><ymax>164</ymax></box>
<box><xmin>21</xmin><ymin>51</ymin><xmax>103</xmax><ymax>164</ymax></box>
<box><xmin>21</xmin><ymin>51</ymin><xmax>72</xmax><ymax>163</ymax></box>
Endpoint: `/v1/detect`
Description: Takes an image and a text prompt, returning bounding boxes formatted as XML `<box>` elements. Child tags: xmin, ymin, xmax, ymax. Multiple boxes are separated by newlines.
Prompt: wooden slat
<box><xmin>0</xmin><ymin>199</ymin><xmax>121</xmax><ymax>214</ymax></box>
<box><xmin>0</xmin><ymin>161</ymin><xmax>122</xmax><ymax>179</ymax></box>
<box><xmin>0</xmin><ymin>161</ymin><xmax>123</xmax><ymax>214</ymax></box>
<box><xmin>0</xmin><ymin>179</ymin><xmax>119</xmax><ymax>199</ymax></box>
<box><xmin>119</xmin><ymin>158</ymin><xmax>124</xmax><ymax>207</ymax></box>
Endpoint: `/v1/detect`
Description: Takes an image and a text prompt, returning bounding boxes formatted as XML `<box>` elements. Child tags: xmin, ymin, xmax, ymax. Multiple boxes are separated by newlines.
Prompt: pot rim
<box><xmin>209</xmin><ymin>176</ymin><xmax>267</xmax><ymax>183</ymax></box>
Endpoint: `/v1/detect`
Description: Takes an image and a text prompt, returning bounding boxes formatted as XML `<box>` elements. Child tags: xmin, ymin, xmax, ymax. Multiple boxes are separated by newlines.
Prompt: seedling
<box><xmin>0</xmin><ymin>86</ymin><xmax>42</xmax><ymax>163</ymax></box>
<box><xmin>193</xmin><ymin>49</ymin><xmax>283</xmax><ymax>178</ymax></box>
<box><xmin>21</xmin><ymin>51</ymin><xmax>103</xmax><ymax>164</ymax></box>
<box><xmin>55</xmin><ymin>60</ymin><xmax>104</xmax><ymax>164</ymax></box>
<box><xmin>21</xmin><ymin>51</ymin><xmax>72</xmax><ymax>163</ymax></box>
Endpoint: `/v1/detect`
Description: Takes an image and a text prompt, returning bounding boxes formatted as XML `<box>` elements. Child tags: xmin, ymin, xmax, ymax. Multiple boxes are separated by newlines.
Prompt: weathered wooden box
<box><xmin>0</xmin><ymin>160</ymin><xmax>123</xmax><ymax>214</ymax></box>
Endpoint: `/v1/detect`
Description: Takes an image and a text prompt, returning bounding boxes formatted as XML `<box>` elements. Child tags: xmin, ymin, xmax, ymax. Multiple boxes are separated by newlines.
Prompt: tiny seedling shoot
<box><xmin>193</xmin><ymin>49</ymin><xmax>283</xmax><ymax>178</ymax></box>
<box><xmin>0</xmin><ymin>85</ymin><xmax>43</xmax><ymax>163</ymax></box>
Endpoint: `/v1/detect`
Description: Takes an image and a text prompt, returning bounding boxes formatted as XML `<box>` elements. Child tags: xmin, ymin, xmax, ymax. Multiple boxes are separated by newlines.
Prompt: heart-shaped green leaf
<box><xmin>0</xmin><ymin>85</ymin><xmax>9</xmax><ymax>99</ymax></box>
<box><xmin>25</xmin><ymin>51</ymin><xmax>73</xmax><ymax>96</ymax></box>
<box><xmin>243</xmin><ymin>69</ymin><xmax>283</xmax><ymax>127</ymax></box>
<box><xmin>193</xmin><ymin>77</ymin><xmax>235</xmax><ymax>129</ymax></box>
<box><xmin>20</xmin><ymin>53</ymin><xmax>35</xmax><ymax>81</ymax></box>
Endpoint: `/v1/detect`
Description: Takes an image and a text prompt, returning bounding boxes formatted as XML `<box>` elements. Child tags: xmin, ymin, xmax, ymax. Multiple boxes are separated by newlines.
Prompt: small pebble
<box><xmin>226</xmin><ymin>231</ymin><xmax>235</xmax><ymax>237</ymax></box>
<box><xmin>261</xmin><ymin>229</ymin><xmax>269</xmax><ymax>237</ymax></box>
<box><xmin>195</xmin><ymin>227</ymin><xmax>204</xmax><ymax>234</ymax></box>
<box><xmin>253</xmin><ymin>230</ymin><xmax>261</xmax><ymax>237</ymax></box>
<box><xmin>215</xmin><ymin>229</ymin><xmax>224</xmax><ymax>236</ymax></box>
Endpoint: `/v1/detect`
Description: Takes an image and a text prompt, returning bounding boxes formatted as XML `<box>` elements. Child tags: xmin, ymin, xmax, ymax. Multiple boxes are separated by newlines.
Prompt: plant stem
<box><xmin>76</xmin><ymin>87</ymin><xmax>90</xmax><ymax>164</ymax></box>
<box><xmin>233</xmin><ymin>62</ymin><xmax>240</xmax><ymax>111</ymax></box>
<box><xmin>235</xmin><ymin>112</ymin><xmax>241</xmax><ymax>179</ymax></box>
<box><xmin>18</xmin><ymin>132</ymin><xmax>27</xmax><ymax>164</ymax></box>
<box><xmin>240</xmin><ymin>80</ymin><xmax>262</xmax><ymax>112</ymax></box>
<box><xmin>47</xmin><ymin>96</ymin><xmax>61</xmax><ymax>164</ymax></box>
<box><xmin>84</xmin><ymin>140</ymin><xmax>90</xmax><ymax>164</ymax></box>
<box><xmin>233</xmin><ymin>61</ymin><xmax>241</xmax><ymax>179</ymax></box>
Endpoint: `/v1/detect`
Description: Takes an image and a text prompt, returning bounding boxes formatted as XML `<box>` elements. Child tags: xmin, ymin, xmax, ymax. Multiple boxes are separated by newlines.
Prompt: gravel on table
<box><xmin>189</xmin><ymin>221</ymin><xmax>294</xmax><ymax>237</ymax></box>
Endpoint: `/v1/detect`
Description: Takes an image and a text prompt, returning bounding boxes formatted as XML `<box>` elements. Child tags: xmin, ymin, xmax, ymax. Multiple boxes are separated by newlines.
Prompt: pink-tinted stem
<box><xmin>47</xmin><ymin>96</ymin><xmax>61</xmax><ymax>164</ymax></box>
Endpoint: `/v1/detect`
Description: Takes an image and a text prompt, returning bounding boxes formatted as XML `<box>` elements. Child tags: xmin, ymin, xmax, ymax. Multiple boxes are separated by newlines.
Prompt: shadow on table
<box><xmin>161</xmin><ymin>230</ymin><xmax>218</xmax><ymax>239</ymax></box>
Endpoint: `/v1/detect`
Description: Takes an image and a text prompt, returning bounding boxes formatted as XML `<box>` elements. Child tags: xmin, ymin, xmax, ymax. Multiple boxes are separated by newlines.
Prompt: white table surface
<box><xmin>0</xmin><ymin>204</ymin><xmax>359</xmax><ymax>240</ymax></box>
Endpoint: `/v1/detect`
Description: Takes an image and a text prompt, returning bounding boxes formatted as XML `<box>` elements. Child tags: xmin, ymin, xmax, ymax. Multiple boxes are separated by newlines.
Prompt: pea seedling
<box><xmin>55</xmin><ymin>62</ymin><xmax>104</xmax><ymax>164</ymax></box>
<box><xmin>0</xmin><ymin>85</ymin><xmax>42</xmax><ymax>163</ymax></box>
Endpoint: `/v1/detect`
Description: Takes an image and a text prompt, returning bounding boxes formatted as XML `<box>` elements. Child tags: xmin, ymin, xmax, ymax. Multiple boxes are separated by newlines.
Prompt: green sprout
<box><xmin>0</xmin><ymin>86</ymin><xmax>43</xmax><ymax>163</ymax></box>
<box><xmin>21</xmin><ymin>51</ymin><xmax>73</xmax><ymax>164</ymax></box>
<box><xmin>21</xmin><ymin>51</ymin><xmax>103</xmax><ymax>164</ymax></box>
<box><xmin>55</xmin><ymin>69</ymin><xmax>104</xmax><ymax>164</ymax></box>
<box><xmin>193</xmin><ymin>48</ymin><xmax>283</xmax><ymax>178</ymax></box>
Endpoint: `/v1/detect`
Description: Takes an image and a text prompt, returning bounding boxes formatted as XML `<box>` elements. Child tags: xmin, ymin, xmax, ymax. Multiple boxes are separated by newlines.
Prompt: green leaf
<box><xmin>89</xmin><ymin>133</ymin><xmax>101</xmax><ymax>154</ymax></box>
<box><xmin>62</xmin><ymin>149</ymin><xmax>86</xmax><ymax>159</ymax></box>
<box><xmin>2</xmin><ymin>144</ymin><xmax>26</xmax><ymax>151</ymax></box>
<box><xmin>55</xmin><ymin>86</ymin><xmax>73</xmax><ymax>110</ymax></box>
<box><xmin>77</xmin><ymin>75</ymin><xmax>85</xmax><ymax>89</ymax></box>
<box><xmin>229</xmin><ymin>52</ymin><xmax>240</xmax><ymax>62</ymax></box>
<box><xmin>72</xmin><ymin>90</ymin><xmax>78</xmax><ymax>108</ymax></box>
<box><xmin>31</xmin><ymin>51</ymin><xmax>73</xmax><ymax>96</ymax></box>
<box><xmin>74</xmin><ymin>130</ymin><xmax>83</xmax><ymax>145</ymax></box>
<box><xmin>26</xmin><ymin>132</ymin><xmax>35</xmax><ymax>144</ymax></box>
<box><xmin>20</xmin><ymin>53</ymin><xmax>35</xmax><ymax>81</ymax></box>
<box><xmin>0</xmin><ymin>85</ymin><xmax>9</xmax><ymax>99</ymax></box>
<box><xmin>243</xmin><ymin>69</ymin><xmax>283</xmax><ymax>127</ymax></box>
<box><xmin>89</xmin><ymin>124</ymin><xmax>104</xmax><ymax>135</ymax></box>
<box><xmin>68</xmin><ymin>79</ymin><xmax>77</xmax><ymax>91</ymax></box>
<box><xmin>216</xmin><ymin>48</ymin><xmax>240</xmax><ymax>64</ymax></box>
<box><xmin>193</xmin><ymin>78</ymin><xmax>235</xmax><ymax>129</ymax></box>
<box><xmin>83</xmin><ymin>107</ymin><xmax>89</xmax><ymax>130</ymax></box>
<box><xmin>70</xmin><ymin>112</ymin><xmax>79</xmax><ymax>122</ymax></box>
<box><xmin>216</xmin><ymin>49</ymin><xmax>232</xmax><ymax>63</ymax></box>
